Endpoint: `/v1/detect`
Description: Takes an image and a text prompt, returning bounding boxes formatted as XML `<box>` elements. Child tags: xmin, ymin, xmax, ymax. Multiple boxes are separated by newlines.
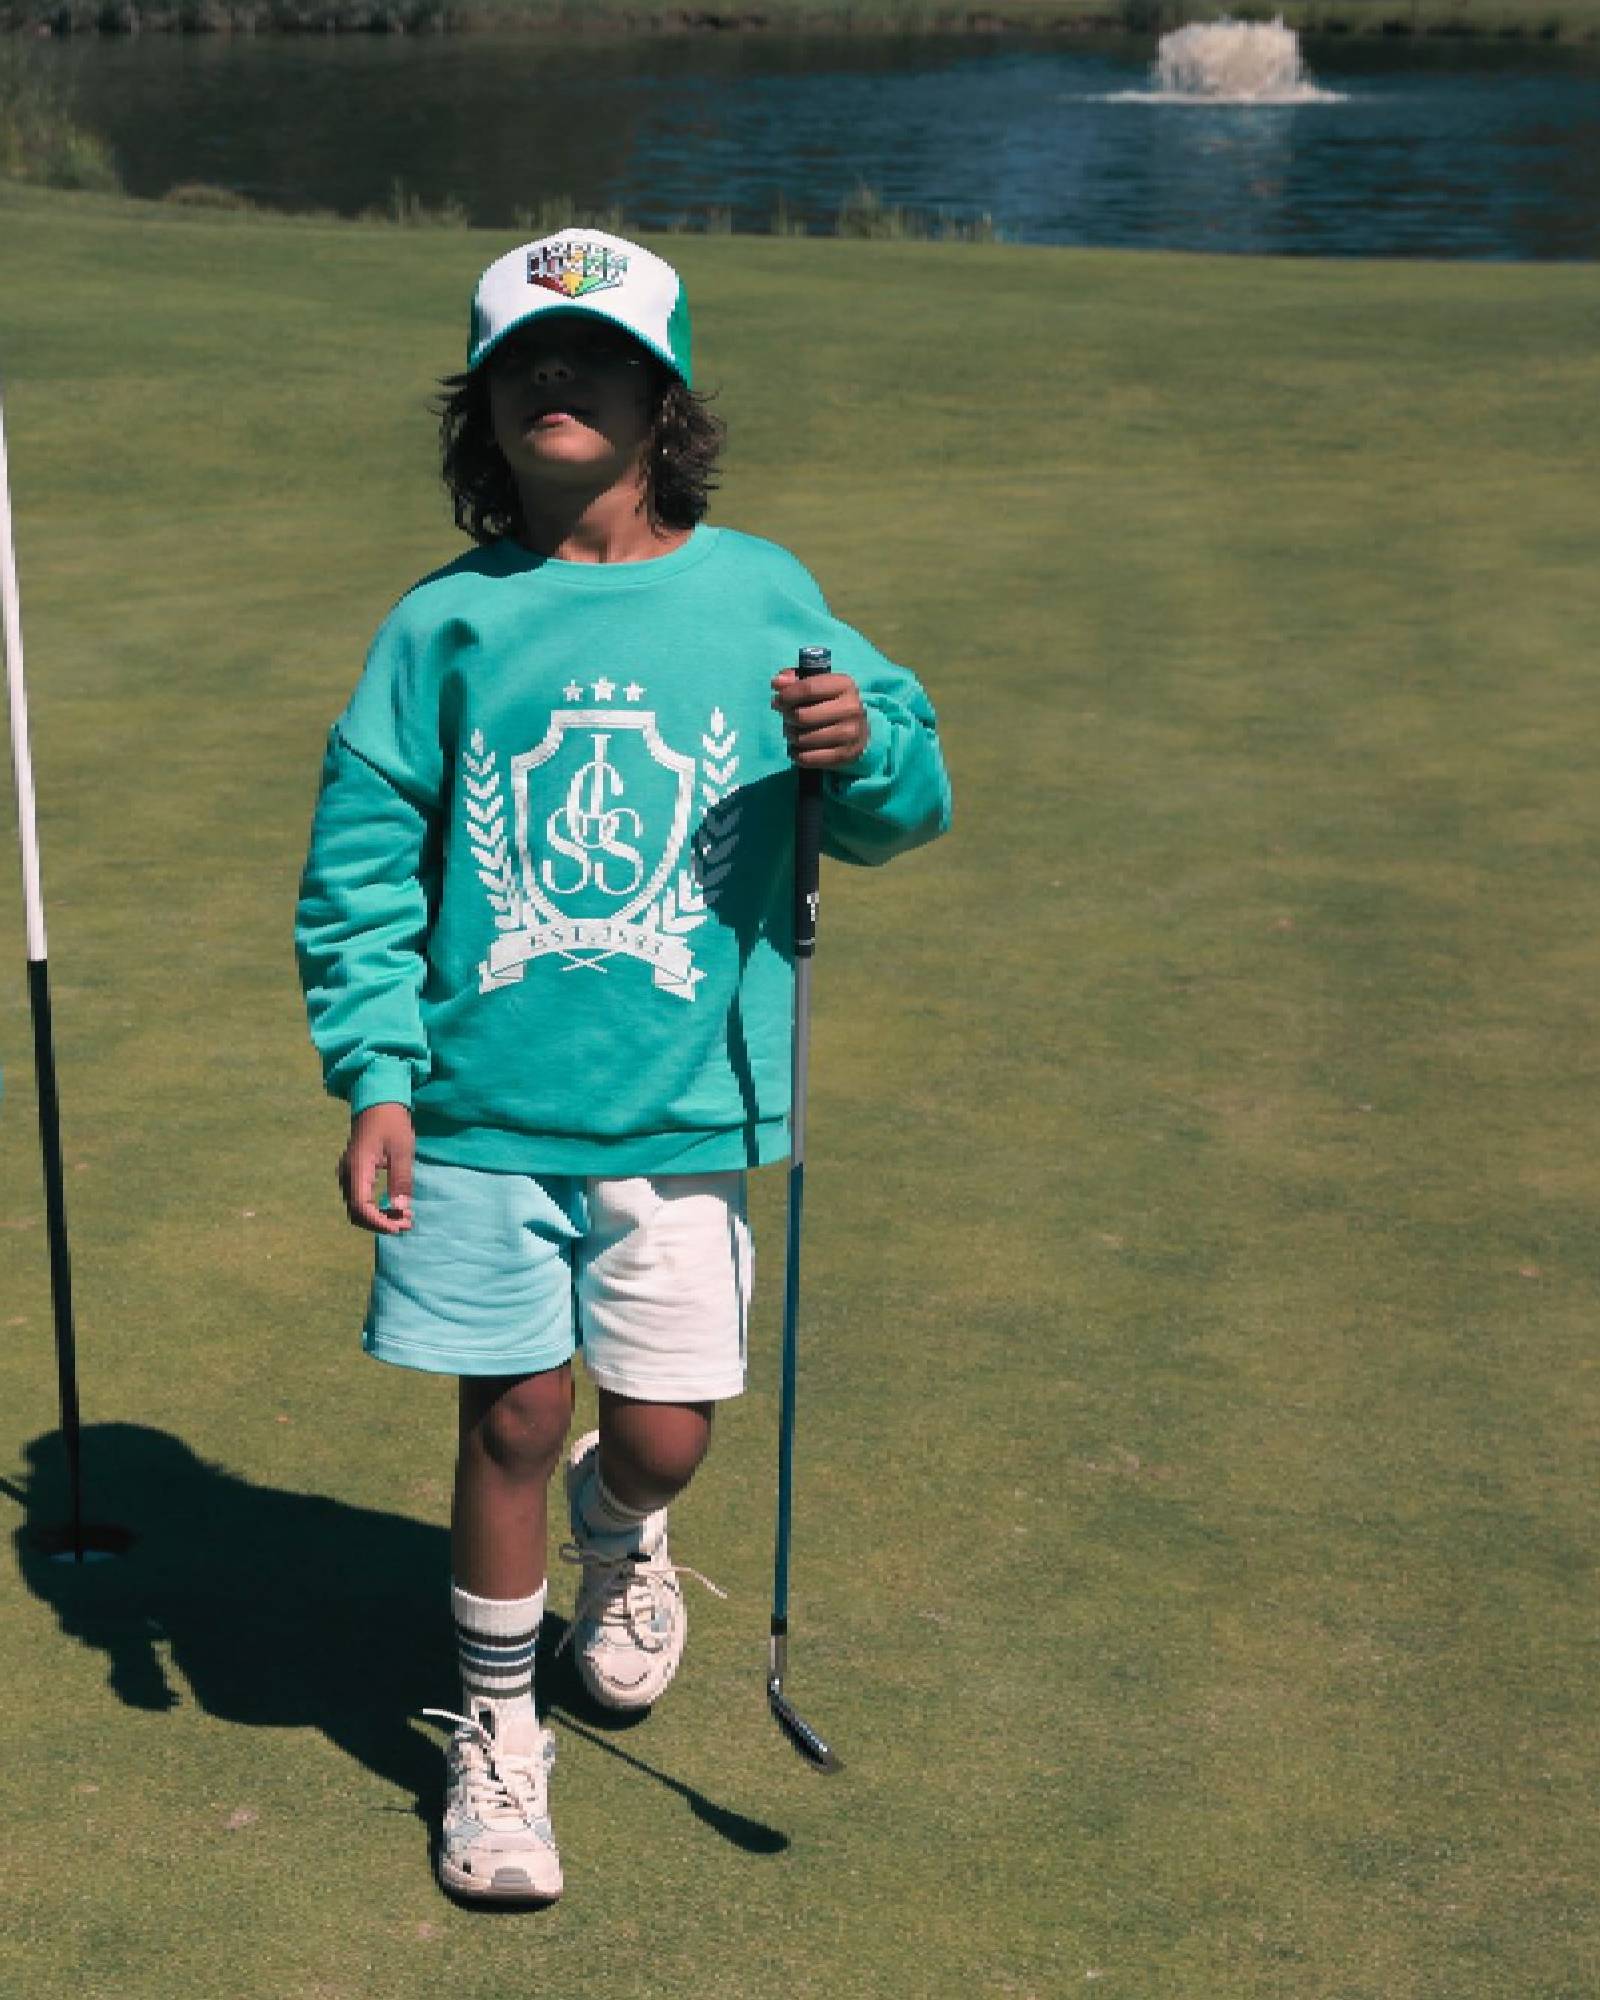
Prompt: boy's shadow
<box><xmin>7</xmin><ymin>1423</ymin><xmax>785</xmax><ymax>1855</ymax></box>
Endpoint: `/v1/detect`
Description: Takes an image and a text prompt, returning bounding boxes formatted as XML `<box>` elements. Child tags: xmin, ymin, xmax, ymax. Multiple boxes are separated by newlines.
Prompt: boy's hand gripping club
<box><xmin>768</xmin><ymin>645</ymin><xmax>843</xmax><ymax>1774</ymax></box>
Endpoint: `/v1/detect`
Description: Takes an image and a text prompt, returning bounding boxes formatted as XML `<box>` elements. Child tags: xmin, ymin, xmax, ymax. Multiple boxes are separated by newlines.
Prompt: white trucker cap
<box><xmin>467</xmin><ymin>230</ymin><xmax>693</xmax><ymax>386</ymax></box>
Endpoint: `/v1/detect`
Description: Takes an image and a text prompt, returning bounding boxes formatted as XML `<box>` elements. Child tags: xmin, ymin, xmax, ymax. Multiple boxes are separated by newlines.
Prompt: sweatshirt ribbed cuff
<box><xmin>827</xmin><ymin>704</ymin><xmax>890</xmax><ymax>787</ymax></box>
<box><xmin>349</xmin><ymin>1057</ymin><xmax>415</xmax><ymax>1114</ymax></box>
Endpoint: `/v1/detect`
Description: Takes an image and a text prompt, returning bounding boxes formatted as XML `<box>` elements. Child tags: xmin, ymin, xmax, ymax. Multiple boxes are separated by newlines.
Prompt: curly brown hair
<box><xmin>438</xmin><ymin>362</ymin><xmax>726</xmax><ymax>546</ymax></box>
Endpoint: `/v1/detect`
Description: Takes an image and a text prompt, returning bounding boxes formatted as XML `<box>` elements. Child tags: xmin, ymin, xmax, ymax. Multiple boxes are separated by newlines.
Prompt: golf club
<box><xmin>767</xmin><ymin>642</ymin><xmax>843</xmax><ymax>1775</ymax></box>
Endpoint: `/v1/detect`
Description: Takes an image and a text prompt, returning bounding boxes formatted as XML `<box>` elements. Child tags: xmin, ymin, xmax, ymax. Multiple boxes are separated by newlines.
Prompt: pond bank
<box><xmin>6</xmin><ymin>3</ymin><xmax>1600</xmax><ymax>45</ymax></box>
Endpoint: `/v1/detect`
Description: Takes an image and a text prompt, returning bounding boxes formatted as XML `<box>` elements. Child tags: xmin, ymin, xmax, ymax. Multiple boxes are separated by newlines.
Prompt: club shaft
<box><xmin>774</xmin><ymin>1137</ymin><xmax>803</xmax><ymax>1615</ymax></box>
<box><xmin>773</xmin><ymin>646</ymin><xmax>828</xmax><ymax>1632</ymax></box>
<box><xmin>774</xmin><ymin>883</ymin><xmax>815</xmax><ymax>1625</ymax></box>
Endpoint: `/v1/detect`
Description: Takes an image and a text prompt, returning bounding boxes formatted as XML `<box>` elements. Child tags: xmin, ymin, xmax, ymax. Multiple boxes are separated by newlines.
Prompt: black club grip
<box><xmin>792</xmin><ymin>645</ymin><xmax>829</xmax><ymax>959</ymax></box>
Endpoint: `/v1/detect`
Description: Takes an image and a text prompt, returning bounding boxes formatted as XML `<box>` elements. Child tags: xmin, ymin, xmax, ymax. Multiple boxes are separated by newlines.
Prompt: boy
<box><xmin>295</xmin><ymin>230</ymin><xmax>950</xmax><ymax>1904</ymax></box>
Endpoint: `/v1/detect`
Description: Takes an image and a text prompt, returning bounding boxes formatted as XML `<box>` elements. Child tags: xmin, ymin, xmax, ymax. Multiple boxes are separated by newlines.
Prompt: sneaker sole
<box><xmin>437</xmin><ymin>1850</ymin><xmax>563</xmax><ymax>1904</ymax></box>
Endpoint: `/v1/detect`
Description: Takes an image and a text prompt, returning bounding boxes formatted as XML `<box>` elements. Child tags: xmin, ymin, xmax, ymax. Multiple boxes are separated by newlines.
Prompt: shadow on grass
<box><xmin>4</xmin><ymin>1423</ymin><xmax>787</xmax><ymax>1857</ymax></box>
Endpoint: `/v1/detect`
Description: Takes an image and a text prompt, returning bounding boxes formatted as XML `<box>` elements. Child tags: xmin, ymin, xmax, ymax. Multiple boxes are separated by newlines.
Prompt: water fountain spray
<box><xmin>1151</xmin><ymin>15</ymin><xmax>1338</xmax><ymax>104</ymax></box>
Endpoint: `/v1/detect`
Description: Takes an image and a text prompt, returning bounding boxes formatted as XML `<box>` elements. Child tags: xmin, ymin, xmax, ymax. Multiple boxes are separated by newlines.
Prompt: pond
<box><xmin>45</xmin><ymin>29</ymin><xmax>1600</xmax><ymax>259</ymax></box>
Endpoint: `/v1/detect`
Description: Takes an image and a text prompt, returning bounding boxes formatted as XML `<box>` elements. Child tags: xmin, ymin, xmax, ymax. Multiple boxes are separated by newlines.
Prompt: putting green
<box><xmin>3</xmin><ymin>182</ymin><xmax>1600</xmax><ymax>1996</ymax></box>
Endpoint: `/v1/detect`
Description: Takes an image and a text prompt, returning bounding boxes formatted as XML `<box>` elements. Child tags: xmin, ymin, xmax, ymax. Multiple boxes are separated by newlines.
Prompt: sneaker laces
<box><xmin>421</xmin><ymin>1708</ymin><xmax>551</xmax><ymax>1830</ymax></box>
<box><xmin>557</xmin><ymin>1540</ymin><xmax>728</xmax><ymax>1655</ymax></box>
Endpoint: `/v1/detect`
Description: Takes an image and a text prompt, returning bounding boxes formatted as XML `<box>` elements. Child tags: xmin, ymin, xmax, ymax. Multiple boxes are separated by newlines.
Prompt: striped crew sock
<box><xmin>452</xmin><ymin>1580</ymin><xmax>545</xmax><ymax>1754</ymax></box>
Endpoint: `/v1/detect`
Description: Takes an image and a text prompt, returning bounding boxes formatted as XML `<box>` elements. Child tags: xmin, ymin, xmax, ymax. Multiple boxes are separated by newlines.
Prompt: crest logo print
<box><xmin>466</xmin><ymin>704</ymin><xmax>739</xmax><ymax>1003</ymax></box>
<box><xmin>542</xmin><ymin>733</ymin><xmax>645</xmax><ymax>899</ymax></box>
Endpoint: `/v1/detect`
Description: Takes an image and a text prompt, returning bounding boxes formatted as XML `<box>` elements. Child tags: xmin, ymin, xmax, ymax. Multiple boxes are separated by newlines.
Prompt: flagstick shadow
<box><xmin>6</xmin><ymin>1425</ymin><xmax>786</xmax><ymax>1856</ymax></box>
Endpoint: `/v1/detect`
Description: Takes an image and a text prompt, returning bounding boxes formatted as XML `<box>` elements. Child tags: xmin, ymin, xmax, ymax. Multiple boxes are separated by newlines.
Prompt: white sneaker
<box><xmin>560</xmin><ymin>1429</ymin><xmax>726</xmax><ymax>1713</ymax></box>
<box><xmin>423</xmin><ymin>1705</ymin><xmax>562</xmax><ymax>1903</ymax></box>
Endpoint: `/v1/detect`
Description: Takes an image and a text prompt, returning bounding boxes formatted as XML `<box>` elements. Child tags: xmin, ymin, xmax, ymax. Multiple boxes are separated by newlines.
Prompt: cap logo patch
<box><xmin>527</xmin><ymin>241</ymin><xmax>629</xmax><ymax>300</ymax></box>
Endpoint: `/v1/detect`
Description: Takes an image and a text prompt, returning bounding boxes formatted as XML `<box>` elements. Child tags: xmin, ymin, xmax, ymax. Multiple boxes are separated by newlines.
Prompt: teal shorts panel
<box><xmin>363</xmin><ymin>1160</ymin><xmax>587</xmax><ymax>1377</ymax></box>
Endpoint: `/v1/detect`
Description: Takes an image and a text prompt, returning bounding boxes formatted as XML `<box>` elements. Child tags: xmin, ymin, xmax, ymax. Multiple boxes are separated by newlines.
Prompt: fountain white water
<box><xmin>1147</xmin><ymin>15</ymin><xmax>1339</xmax><ymax>104</ymax></box>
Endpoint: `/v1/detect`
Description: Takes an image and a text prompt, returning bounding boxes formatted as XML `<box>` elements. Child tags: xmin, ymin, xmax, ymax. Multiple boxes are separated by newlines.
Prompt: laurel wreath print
<box><xmin>465</xmin><ymin>708</ymin><xmax>740</xmax><ymax>959</ymax></box>
<box><xmin>694</xmin><ymin>707</ymin><xmax>742</xmax><ymax>905</ymax></box>
<box><xmin>463</xmin><ymin>730</ymin><xmax>522</xmax><ymax>932</ymax></box>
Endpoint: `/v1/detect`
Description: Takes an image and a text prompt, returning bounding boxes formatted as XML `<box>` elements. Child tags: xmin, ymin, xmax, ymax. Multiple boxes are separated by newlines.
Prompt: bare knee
<box><xmin>460</xmin><ymin>1368</ymin><xmax>573</xmax><ymax>1482</ymax></box>
<box><xmin>598</xmin><ymin>1392</ymin><xmax>713</xmax><ymax>1509</ymax></box>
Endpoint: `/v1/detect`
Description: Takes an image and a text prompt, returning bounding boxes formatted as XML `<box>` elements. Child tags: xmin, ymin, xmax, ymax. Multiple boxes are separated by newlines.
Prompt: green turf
<box><xmin>3</xmin><ymin>181</ymin><xmax>1600</xmax><ymax>1996</ymax></box>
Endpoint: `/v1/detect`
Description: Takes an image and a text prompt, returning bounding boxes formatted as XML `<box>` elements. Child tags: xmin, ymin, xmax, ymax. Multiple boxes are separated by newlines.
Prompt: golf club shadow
<box><xmin>6</xmin><ymin>1423</ymin><xmax>786</xmax><ymax>1855</ymax></box>
<box><xmin>537</xmin><ymin>1614</ymin><xmax>789</xmax><ymax>1856</ymax></box>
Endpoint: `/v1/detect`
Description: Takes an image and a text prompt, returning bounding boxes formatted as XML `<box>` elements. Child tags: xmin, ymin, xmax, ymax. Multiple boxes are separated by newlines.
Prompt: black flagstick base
<box><xmin>20</xmin><ymin>957</ymin><xmax>131</xmax><ymax>1566</ymax></box>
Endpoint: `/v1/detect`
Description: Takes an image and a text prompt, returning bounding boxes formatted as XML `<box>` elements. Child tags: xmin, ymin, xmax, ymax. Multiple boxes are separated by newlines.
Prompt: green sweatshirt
<box><xmin>295</xmin><ymin>525</ymin><xmax>951</xmax><ymax>1175</ymax></box>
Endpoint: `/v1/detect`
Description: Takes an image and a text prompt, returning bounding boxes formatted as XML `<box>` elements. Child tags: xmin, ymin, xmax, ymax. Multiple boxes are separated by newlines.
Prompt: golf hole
<box><xmin>31</xmin><ymin>1522</ymin><xmax>136</xmax><ymax>1564</ymax></box>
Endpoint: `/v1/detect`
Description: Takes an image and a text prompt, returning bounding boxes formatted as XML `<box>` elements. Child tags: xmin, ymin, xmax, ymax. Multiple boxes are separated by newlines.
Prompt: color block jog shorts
<box><xmin>364</xmin><ymin>1161</ymin><xmax>752</xmax><ymax>1402</ymax></box>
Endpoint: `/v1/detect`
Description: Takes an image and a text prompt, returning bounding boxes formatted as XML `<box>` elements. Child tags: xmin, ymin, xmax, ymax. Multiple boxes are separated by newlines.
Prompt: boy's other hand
<box><xmin>338</xmin><ymin>1103</ymin><xmax>415</xmax><ymax>1234</ymax></box>
<box><xmin>772</xmin><ymin>669</ymin><xmax>870</xmax><ymax>770</ymax></box>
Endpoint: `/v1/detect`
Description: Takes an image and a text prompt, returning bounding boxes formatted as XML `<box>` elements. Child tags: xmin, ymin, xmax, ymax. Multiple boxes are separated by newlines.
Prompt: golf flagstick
<box><xmin>767</xmin><ymin>643</ymin><xmax>842</xmax><ymax>1774</ymax></box>
<box><xmin>1</xmin><ymin>387</ymin><xmax>127</xmax><ymax>1566</ymax></box>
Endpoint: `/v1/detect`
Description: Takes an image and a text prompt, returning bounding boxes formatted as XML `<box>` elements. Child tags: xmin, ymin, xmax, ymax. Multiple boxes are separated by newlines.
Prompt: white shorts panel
<box><xmin>576</xmin><ymin>1172</ymin><xmax>751</xmax><ymax>1403</ymax></box>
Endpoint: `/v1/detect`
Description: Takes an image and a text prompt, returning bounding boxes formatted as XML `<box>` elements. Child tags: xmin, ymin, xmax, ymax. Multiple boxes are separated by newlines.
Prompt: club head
<box><xmin>767</xmin><ymin>1676</ymin><xmax>843</xmax><ymax>1774</ymax></box>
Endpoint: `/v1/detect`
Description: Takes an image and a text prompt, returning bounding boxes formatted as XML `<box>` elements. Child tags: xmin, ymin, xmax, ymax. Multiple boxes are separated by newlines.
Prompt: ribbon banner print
<box><xmin>466</xmin><ymin>705</ymin><xmax>741</xmax><ymax>1003</ymax></box>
